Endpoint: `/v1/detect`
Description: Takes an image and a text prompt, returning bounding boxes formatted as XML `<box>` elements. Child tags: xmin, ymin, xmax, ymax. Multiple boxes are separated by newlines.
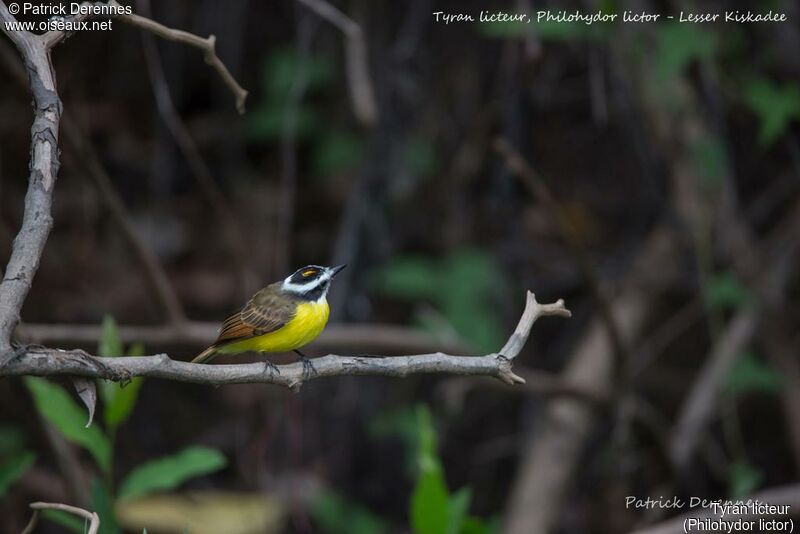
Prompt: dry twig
<box><xmin>22</xmin><ymin>502</ymin><xmax>100</xmax><ymax>534</ymax></box>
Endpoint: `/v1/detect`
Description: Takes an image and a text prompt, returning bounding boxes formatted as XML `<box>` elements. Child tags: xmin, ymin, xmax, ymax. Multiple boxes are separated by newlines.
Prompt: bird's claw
<box><xmin>300</xmin><ymin>356</ymin><xmax>317</xmax><ymax>380</ymax></box>
<box><xmin>263</xmin><ymin>360</ymin><xmax>281</xmax><ymax>378</ymax></box>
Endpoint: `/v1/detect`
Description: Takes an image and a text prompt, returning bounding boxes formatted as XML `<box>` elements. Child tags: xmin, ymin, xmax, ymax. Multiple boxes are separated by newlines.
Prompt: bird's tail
<box><xmin>192</xmin><ymin>345</ymin><xmax>218</xmax><ymax>364</ymax></box>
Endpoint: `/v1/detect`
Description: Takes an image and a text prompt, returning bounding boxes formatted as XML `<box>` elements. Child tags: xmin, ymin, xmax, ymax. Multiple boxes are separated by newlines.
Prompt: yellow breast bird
<box><xmin>192</xmin><ymin>264</ymin><xmax>345</xmax><ymax>377</ymax></box>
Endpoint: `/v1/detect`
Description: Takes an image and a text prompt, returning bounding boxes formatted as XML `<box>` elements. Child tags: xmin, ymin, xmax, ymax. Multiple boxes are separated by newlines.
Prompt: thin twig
<box><xmin>295</xmin><ymin>0</ymin><xmax>378</xmax><ymax>127</ymax></box>
<box><xmin>23</xmin><ymin>502</ymin><xmax>100</xmax><ymax>534</ymax></box>
<box><xmin>5</xmin><ymin>292</ymin><xmax>570</xmax><ymax>391</ymax></box>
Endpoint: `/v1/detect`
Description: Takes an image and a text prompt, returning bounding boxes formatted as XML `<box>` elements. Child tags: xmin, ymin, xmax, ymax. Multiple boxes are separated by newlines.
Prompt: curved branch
<box><xmin>23</xmin><ymin>502</ymin><xmax>100</xmax><ymax>534</ymax></box>
<box><xmin>4</xmin><ymin>292</ymin><xmax>570</xmax><ymax>390</ymax></box>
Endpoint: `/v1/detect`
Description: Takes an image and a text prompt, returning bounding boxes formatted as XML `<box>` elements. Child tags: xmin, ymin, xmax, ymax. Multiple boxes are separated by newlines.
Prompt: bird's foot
<box><xmin>294</xmin><ymin>350</ymin><xmax>317</xmax><ymax>380</ymax></box>
<box><xmin>262</xmin><ymin>359</ymin><xmax>281</xmax><ymax>378</ymax></box>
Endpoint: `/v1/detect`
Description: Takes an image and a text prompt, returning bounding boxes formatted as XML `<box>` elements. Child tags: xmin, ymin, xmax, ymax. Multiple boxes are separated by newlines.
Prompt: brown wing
<box><xmin>213</xmin><ymin>284</ymin><xmax>297</xmax><ymax>346</ymax></box>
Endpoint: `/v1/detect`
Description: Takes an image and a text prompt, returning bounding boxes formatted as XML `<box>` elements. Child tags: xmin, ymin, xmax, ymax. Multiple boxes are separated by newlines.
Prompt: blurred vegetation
<box><xmin>1</xmin><ymin>0</ymin><xmax>799</xmax><ymax>532</ymax></box>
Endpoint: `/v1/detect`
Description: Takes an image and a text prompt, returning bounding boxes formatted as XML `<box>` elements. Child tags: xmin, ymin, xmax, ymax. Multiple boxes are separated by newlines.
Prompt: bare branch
<box><xmin>0</xmin><ymin>2</ymin><xmax>63</xmax><ymax>366</ymax></box>
<box><xmin>23</xmin><ymin>502</ymin><xmax>100</xmax><ymax>534</ymax></box>
<box><xmin>296</xmin><ymin>0</ymin><xmax>378</xmax><ymax>127</ymax></box>
<box><xmin>4</xmin><ymin>292</ymin><xmax>569</xmax><ymax>390</ymax></box>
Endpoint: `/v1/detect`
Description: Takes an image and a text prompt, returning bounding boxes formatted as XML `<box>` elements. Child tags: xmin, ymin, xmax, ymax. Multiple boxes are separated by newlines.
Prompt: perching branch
<box><xmin>3</xmin><ymin>292</ymin><xmax>570</xmax><ymax>391</ymax></box>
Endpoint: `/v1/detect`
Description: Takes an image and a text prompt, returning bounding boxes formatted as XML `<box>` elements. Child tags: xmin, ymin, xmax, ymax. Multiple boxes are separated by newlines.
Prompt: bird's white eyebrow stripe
<box><xmin>281</xmin><ymin>272</ymin><xmax>332</xmax><ymax>294</ymax></box>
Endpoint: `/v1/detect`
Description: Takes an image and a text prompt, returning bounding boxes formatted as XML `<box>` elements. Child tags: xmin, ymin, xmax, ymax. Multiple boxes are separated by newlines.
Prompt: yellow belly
<box><xmin>219</xmin><ymin>300</ymin><xmax>330</xmax><ymax>354</ymax></box>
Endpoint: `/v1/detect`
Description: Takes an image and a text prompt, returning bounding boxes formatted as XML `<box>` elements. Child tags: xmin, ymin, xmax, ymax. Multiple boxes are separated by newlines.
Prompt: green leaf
<box><xmin>24</xmin><ymin>378</ymin><xmax>112</xmax><ymax>473</ymax></box>
<box><xmin>102</xmin><ymin>377</ymin><xmax>144</xmax><ymax>434</ymax></box>
<box><xmin>743</xmin><ymin>78</ymin><xmax>800</xmax><ymax>147</ymax></box>
<box><xmin>654</xmin><ymin>24</ymin><xmax>716</xmax><ymax>81</ymax></box>
<box><xmin>416</xmin><ymin>405</ymin><xmax>440</xmax><ymax>473</ymax></box>
<box><xmin>447</xmin><ymin>488</ymin><xmax>471</xmax><ymax>534</ymax></box>
<box><xmin>460</xmin><ymin>517</ymin><xmax>497</xmax><ymax>534</ymax></box>
<box><xmin>374</xmin><ymin>249</ymin><xmax>506</xmax><ymax>352</ymax></box>
<box><xmin>311</xmin><ymin>489</ymin><xmax>388</xmax><ymax>534</ymax></box>
<box><xmin>118</xmin><ymin>446</ymin><xmax>227</xmax><ymax>500</ymax></box>
<box><xmin>411</xmin><ymin>470</ymin><xmax>450</xmax><ymax>534</ymax></box>
<box><xmin>705</xmin><ymin>271</ymin><xmax>750</xmax><ymax>311</ymax></box>
<box><xmin>726</xmin><ymin>352</ymin><xmax>783</xmax><ymax>395</ymax></box>
<box><xmin>410</xmin><ymin>405</ymin><xmax>450</xmax><ymax>534</ymax></box>
<box><xmin>440</xmin><ymin>250</ymin><xmax>506</xmax><ymax>352</ymax></box>
<box><xmin>41</xmin><ymin>509</ymin><xmax>87</xmax><ymax>533</ymax></box>
<box><xmin>98</xmin><ymin>315</ymin><xmax>123</xmax><ymax>358</ymax></box>
<box><xmin>0</xmin><ymin>450</ymin><xmax>35</xmax><ymax>497</ymax></box>
<box><xmin>91</xmin><ymin>477</ymin><xmax>121</xmax><ymax>534</ymax></box>
<box><xmin>98</xmin><ymin>317</ymin><xmax>145</xmax><ymax>433</ymax></box>
<box><xmin>245</xmin><ymin>104</ymin><xmax>319</xmax><ymax>141</ymax></box>
<box><xmin>728</xmin><ymin>460</ymin><xmax>763</xmax><ymax>498</ymax></box>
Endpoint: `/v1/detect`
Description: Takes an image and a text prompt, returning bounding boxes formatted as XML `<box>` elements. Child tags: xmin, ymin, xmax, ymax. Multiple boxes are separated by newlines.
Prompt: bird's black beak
<box><xmin>330</xmin><ymin>264</ymin><xmax>347</xmax><ymax>277</ymax></box>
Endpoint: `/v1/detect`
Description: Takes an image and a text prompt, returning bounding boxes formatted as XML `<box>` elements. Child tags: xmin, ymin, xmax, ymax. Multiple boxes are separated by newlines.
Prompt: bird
<box><xmin>192</xmin><ymin>264</ymin><xmax>346</xmax><ymax>377</ymax></box>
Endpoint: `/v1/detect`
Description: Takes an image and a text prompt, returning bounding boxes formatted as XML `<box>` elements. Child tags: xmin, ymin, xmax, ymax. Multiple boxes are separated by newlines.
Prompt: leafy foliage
<box><xmin>726</xmin><ymin>352</ymin><xmax>783</xmax><ymax>396</ymax></box>
<box><xmin>92</xmin><ymin>477</ymin><xmax>122</xmax><ymax>534</ymax></box>
<box><xmin>24</xmin><ymin>377</ymin><xmax>112</xmax><ymax>474</ymax></box>
<box><xmin>118</xmin><ymin>446</ymin><xmax>228</xmax><ymax>500</ymax></box>
<box><xmin>409</xmin><ymin>406</ymin><xmax>495</xmax><ymax>534</ymax></box>
<box><xmin>743</xmin><ymin>78</ymin><xmax>800</xmax><ymax>147</ymax></box>
<box><xmin>374</xmin><ymin>249</ymin><xmax>507</xmax><ymax>352</ymax></box>
<box><xmin>728</xmin><ymin>460</ymin><xmax>764</xmax><ymax>498</ymax></box>
<box><xmin>0</xmin><ymin>450</ymin><xmax>35</xmax><ymax>497</ymax></box>
<box><xmin>0</xmin><ymin>424</ymin><xmax>35</xmax><ymax>498</ymax></box>
<box><xmin>98</xmin><ymin>315</ymin><xmax>145</xmax><ymax>434</ymax></box>
<box><xmin>246</xmin><ymin>48</ymin><xmax>334</xmax><ymax>141</ymax></box>
<box><xmin>654</xmin><ymin>24</ymin><xmax>717</xmax><ymax>81</ymax></box>
<box><xmin>704</xmin><ymin>271</ymin><xmax>750</xmax><ymax>311</ymax></box>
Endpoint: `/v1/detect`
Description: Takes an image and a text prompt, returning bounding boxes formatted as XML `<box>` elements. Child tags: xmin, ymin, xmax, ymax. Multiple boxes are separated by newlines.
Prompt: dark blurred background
<box><xmin>1</xmin><ymin>0</ymin><xmax>799</xmax><ymax>532</ymax></box>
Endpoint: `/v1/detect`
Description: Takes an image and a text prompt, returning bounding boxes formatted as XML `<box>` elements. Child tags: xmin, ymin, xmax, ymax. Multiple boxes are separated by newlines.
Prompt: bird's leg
<box><xmin>294</xmin><ymin>349</ymin><xmax>317</xmax><ymax>380</ymax></box>
<box><xmin>261</xmin><ymin>356</ymin><xmax>280</xmax><ymax>378</ymax></box>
